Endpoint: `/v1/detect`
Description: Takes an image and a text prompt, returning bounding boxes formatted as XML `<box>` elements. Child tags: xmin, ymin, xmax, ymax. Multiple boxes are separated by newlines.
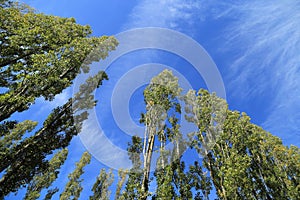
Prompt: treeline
<box><xmin>1</xmin><ymin>1</ymin><xmax>299</xmax><ymax>200</ymax></box>
<box><xmin>0</xmin><ymin>1</ymin><xmax>117</xmax><ymax>198</ymax></box>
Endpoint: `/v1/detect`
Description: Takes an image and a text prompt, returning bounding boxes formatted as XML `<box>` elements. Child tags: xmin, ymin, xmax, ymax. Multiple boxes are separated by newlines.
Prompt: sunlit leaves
<box><xmin>60</xmin><ymin>151</ymin><xmax>91</xmax><ymax>200</ymax></box>
<box><xmin>0</xmin><ymin>3</ymin><xmax>118</xmax><ymax>121</ymax></box>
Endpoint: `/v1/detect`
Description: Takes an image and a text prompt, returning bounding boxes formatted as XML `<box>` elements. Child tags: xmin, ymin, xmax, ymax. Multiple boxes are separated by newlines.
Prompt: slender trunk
<box><xmin>141</xmin><ymin>128</ymin><xmax>155</xmax><ymax>200</ymax></box>
<box><xmin>175</xmin><ymin>136</ymin><xmax>180</xmax><ymax>161</ymax></box>
<box><xmin>160</xmin><ymin>133</ymin><xmax>165</xmax><ymax>169</ymax></box>
<box><xmin>143</xmin><ymin>126</ymin><xmax>147</xmax><ymax>161</ymax></box>
<box><xmin>206</xmin><ymin>157</ymin><xmax>227</xmax><ymax>200</ymax></box>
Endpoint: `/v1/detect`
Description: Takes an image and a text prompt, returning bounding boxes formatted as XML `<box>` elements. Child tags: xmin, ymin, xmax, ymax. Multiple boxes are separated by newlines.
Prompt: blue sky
<box><xmin>6</xmin><ymin>0</ymin><xmax>300</xmax><ymax>199</ymax></box>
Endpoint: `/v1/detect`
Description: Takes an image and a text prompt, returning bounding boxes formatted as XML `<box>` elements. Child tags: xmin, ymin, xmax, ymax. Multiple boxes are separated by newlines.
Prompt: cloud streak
<box><xmin>209</xmin><ymin>1</ymin><xmax>300</xmax><ymax>145</ymax></box>
<box><xmin>81</xmin><ymin>0</ymin><xmax>206</xmax><ymax>169</ymax></box>
<box><xmin>123</xmin><ymin>0</ymin><xmax>300</xmax><ymax>146</ymax></box>
<box><xmin>123</xmin><ymin>0</ymin><xmax>202</xmax><ymax>33</ymax></box>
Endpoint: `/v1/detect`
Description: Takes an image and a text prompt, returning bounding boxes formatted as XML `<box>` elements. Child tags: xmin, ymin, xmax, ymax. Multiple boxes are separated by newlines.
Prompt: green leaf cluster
<box><xmin>60</xmin><ymin>151</ymin><xmax>91</xmax><ymax>200</ymax></box>
<box><xmin>0</xmin><ymin>3</ymin><xmax>117</xmax><ymax>121</ymax></box>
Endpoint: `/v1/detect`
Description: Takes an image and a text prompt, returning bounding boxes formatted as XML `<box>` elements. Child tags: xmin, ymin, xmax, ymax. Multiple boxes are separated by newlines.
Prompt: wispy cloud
<box><xmin>123</xmin><ymin>0</ymin><xmax>202</xmax><ymax>33</ymax></box>
<box><xmin>84</xmin><ymin>0</ymin><xmax>205</xmax><ymax>169</ymax></box>
<box><xmin>124</xmin><ymin>0</ymin><xmax>300</xmax><ymax>146</ymax></box>
<box><xmin>35</xmin><ymin>87</ymin><xmax>71</xmax><ymax>116</ymax></box>
<box><xmin>208</xmin><ymin>1</ymin><xmax>300</xmax><ymax>145</ymax></box>
<box><xmin>79</xmin><ymin>112</ymin><xmax>132</xmax><ymax>170</ymax></box>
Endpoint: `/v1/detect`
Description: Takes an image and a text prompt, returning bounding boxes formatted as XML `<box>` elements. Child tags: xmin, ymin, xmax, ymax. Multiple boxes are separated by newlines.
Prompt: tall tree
<box><xmin>0</xmin><ymin>120</ymin><xmax>37</xmax><ymax>160</ymax></box>
<box><xmin>184</xmin><ymin>88</ymin><xmax>300</xmax><ymax>199</ymax></box>
<box><xmin>115</xmin><ymin>169</ymin><xmax>128</xmax><ymax>200</ymax></box>
<box><xmin>0</xmin><ymin>2</ymin><xmax>118</xmax><ymax>121</ymax></box>
<box><xmin>119</xmin><ymin>71</ymin><xmax>299</xmax><ymax>199</ymax></box>
<box><xmin>60</xmin><ymin>151</ymin><xmax>91</xmax><ymax>200</ymax></box>
<box><xmin>146</xmin><ymin>71</ymin><xmax>213</xmax><ymax>200</ymax></box>
<box><xmin>153</xmin><ymin>99</ymin><xmax>185</xmax><ymax>199</ymax></box>
<box><xmin>24</xmin><ymin>148</ymin><xmax>68</xmax><ymax>200</ymax></box>
<box><xmin>0</xmin><ymin>71</ymin><xmax>109</xmax><ymax>197</ymax></box>
<box><xmin>187</xmin><ymin>161</ymin><xmax>211</xmax><ymax>200</ymax></box>
<box><xmin>140</xmin><ymin>69</ymin><xmax>182</xmax><ymax>199</ymax></box>
<box><xmin>123</xmin><ymin>70</ymin><xmax>216</xmax><ymax>199</ymax></box>
<box><xmin>89</xmin><ymin>169</ymin><xmax>114</xmax><ymax>200</ymax></box>
<box><xmin>121</xmin><ymin>136</ymin><xmax>143</xmax><ymax>200</ymax></box>
<box><xmin>0</xmin><ymin>2</ymin><xmax>117</xmax><ymax>197</ymax></box>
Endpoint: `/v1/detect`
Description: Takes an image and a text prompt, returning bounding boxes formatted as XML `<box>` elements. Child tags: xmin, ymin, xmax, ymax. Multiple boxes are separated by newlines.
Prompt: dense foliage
<box><xmin>0</xmin><ymin>1</ymin><xmax>117</xmax><ymax>198</ymax></box>
<box><xmin>0</xmin><ymin>2</ymin><xmax>299</xmax><ymax>199</ymax></box>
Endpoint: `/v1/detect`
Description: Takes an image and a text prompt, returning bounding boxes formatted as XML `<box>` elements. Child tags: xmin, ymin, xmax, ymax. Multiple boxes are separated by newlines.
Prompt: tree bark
<box><xmin>141</xmin><ymin>129</ymin><xmax>155</xmax><ymax>200</ymax></box>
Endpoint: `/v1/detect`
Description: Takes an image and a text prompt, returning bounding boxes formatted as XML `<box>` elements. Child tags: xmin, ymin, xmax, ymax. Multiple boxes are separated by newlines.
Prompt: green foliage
<box><xmin>0</xmin><ymin>120</ymin><xmax>17</xmax><ymax>137</ymax></box>
<box><xmin>115</xmin><ymin>169</ymin><xmax>128</xmax><ymax>200</ymax></box>
<box><xmin>0</xmin><ymin>70</ymin><xmax>107</xmax><ymax>197</ymax></box>
<box><xmin>0</xmin><ymin>120</ymin><xmax>37</xmax><ymax>159</ymax></box>
<box><xmin>44</xmin><ymin>188</ymin><xmax>59</xmax><ymax>200</ymax></box>
<box><xmin>184</xmin><ymin>89</ymin><xmax>227</xmax><ymax>155</ymax></box>
<box><xmin>139</xmin><ymin>70</ymin><xmax>183</xmax><ymax>199</ymax></box>
<box><xmin>24</xmin><ymin>148</ymin><xmax>68</xmax><ymax>200</ymax></box>
<box><xmin>90</xmin><ymin>169</ymin><xmax>114</xmax><ymax>200</ymax></box>
<box><xmin>0</xmin><ymin>2</ymin><xmax>117</xmax><ymax>198</ymax></box>
<box><xmin>126</xmin><ymin>70</ymin><xmax>212</xmax><ymax>200</ymax></box>
<box><xmin>127</xmin><ymin>136</ymin><xmax>143</xmax><ymax>169</ymax></box>
<box><xmin>153</xmin><ymin>164</ymin><xmax>176</xmax><ymax>199</ymax></box>
<box><xmin>123</xmin><ymin>70</ymin><xmax>300</xmax><ymax>200</ymax></box>
<box><xmin>188</xmin><ymin>161</ymin><xmax>211</xmax><ymax>200</ymax></box>
<box><xmin>0</xmin><ymin>3</ymin><xmax>118</xmax><ymax>121</ymax></box>
<box><xmin>211</xmin><ymin>111</ymin><xmax>300</xmax><ymax>199</ymax></box>
<box><xmin>122</xmin><ymin>136</ymin><xmax>143</xmax><ymax>200</ymax></box>
<box><xmin>184</xmin><ymin>89</ymin><xmax>300</xmax><ymax>199</ymax></box>
<box><xmin>60</xmin><ymin>151</ymin><xmax>91</xmax><ymax>200</ymax></box>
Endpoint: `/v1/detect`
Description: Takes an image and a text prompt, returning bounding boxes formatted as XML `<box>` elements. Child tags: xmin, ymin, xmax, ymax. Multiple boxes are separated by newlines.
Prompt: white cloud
<box><xmin>35</xmin><ymin>87</ymin><xmax>71</xmax><ymax>116</ymax></box>
<box><xmin>79</xmin><ymin>0</ymin><xmax>207</xmax><ymax>169</ymax></box>
<box><xmin>124</xmin><ymin>0</ymin><xmax>300</xmax><ymax>146</ymax></box>
<box><xmin>79</xmin><ymin>112</ymin><xmax>132</xmax><ymax>170</ymax></box>
<box><xmin>208</xmin><ymin>1</ymin><xmax>300</xmax><ymax>145</ymax></box>
<box><xmin>123</xmin><ymin>0</ymin><xmax>202</xmax><ymax>33</ymax></box>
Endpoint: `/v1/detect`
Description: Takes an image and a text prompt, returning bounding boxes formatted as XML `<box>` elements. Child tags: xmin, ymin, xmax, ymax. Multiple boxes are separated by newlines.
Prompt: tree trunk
<box><xmin>141</xmin><ymin>130</ymin><xmax>155</xmax><ymax>200</ymax></box>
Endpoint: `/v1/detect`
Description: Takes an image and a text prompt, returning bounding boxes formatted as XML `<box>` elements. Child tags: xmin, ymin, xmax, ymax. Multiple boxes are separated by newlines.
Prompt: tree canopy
<box><xmin>0</xmin><ymin>2</ymin><xmax>117</xmax><ymax>198</ymax></box>
<box><xmin>0</xmin><ymin>2</ymin><xmax>299</xmax><ymax>200</ymax></box>
<box><xmin>0</xmin><ymin>2</ymin><xmax>117</xmax><ymax>121</ymax></box>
